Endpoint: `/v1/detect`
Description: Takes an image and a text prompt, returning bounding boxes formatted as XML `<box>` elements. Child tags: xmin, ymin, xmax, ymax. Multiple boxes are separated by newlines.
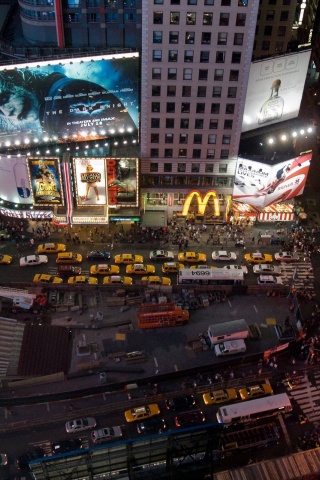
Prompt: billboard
<box><xmin>107</xmin><ymin>158</ymin><xmax>138</xmax><ymax>207</ymax></box>
<box><xmin>74</xmin><ymin>158</ymin><xmax>106</xmax><ymax>206</ymax></box>
<box><xmin>28</xmin><ymin>158</ymin><xmax>64</xmax><ymax>206</ymax></box>
<box><xmin>242</xmin><ymin>50</ymin><xmax>311</xmax><ymax>133</ymax></box>
<box><xmin>0</xmin><ymin>53</ymin><xmax>139</xmax><ymax>146</ymax></box>
<box><xmin>232</xmin><ymin>152</ymin><xmax>312</xmax><ymax>208</ymax></box>
<box><xmin>0</xmin><ymin>156</ymin><xmax>32</xmax><ymax>204</ymax></box>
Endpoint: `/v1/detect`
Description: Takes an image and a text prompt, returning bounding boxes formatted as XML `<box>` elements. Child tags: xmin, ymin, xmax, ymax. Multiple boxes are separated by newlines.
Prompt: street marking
<box><xmin>253</xmin><ymin>305</ymin><xmax>258</xmax><ymax>313</ymax></box>
<box><xmin>174</xmin><ymin>364</ymin><xmax>179</xmax><ymax>371</ymax></box>
<box><xmin>228</xmin><ymin>300</ymin><xmax>232</xmax><ymax>307</ymax></box>
<box><xmin>46</xmin><ymin>402</ymin><xmax>50</xmax><ymax>412</ymax></box>
<box><xmin>154</xmin><ymin>357</ymin><xmax>158</xmax><ymax>368</ymax></box>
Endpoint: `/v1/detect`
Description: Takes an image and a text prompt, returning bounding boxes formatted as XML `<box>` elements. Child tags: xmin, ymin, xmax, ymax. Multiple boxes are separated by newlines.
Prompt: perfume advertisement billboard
<box><xmin>107</xmin><ymin>158</ymin><xmax>138</xmax><ymax>207</ymax></box>
<box><xmin>73</xmin><ymin>158</ymin><xmax>106</xmax><ymax>206</ymax></box>
<box><xmin>28</xmin><ymin>158</ymin><xmax>64</xmax><ymax>206</ymax></box>
<box><xmin>0</xmin><ymin>156</ymin><xmax>33</xmax><ymax>204</ymax></box>
<box><xmin>232</xmin><ymin>152</ymin><xmax>312</xmax><ymax>208</ymax></box>
<box><xmin>242</xmin><ymin>50</ymin><xmax>311</xmax><ymax>133</ymax></box>
<box><xmin>0</xmin><ymin>53</ymin><xmax>139</xmax><ymax>147</ymax></box>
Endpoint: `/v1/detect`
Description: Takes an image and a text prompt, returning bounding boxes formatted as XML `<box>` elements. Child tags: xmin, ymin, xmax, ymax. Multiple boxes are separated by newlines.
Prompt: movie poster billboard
<box><xmin>28</xmin><ymin>158</ymin><xmax>64</xmax><ymax>206</ymax></box>
<box><xmin>242</xmin><ymin>50</ymin><xmax>311</xmax><ymax>133</ymax></box>
<box><xmin>107</xmin><ymin>158</ymin><xmax>138</xmax><ymax>207</ymax></box>
<box><xmin>233</xmin><ymin>152</ymin><xmax>312</xmax><ymax>208</ymax></box>
<box><xmin>73</xmin><ymin>158</ymin><xmax>106</xmax><ymax>206</ymax></box>
<box><xmin>0</xmin><ymin>53</ymin><xmax>139</xmax><ymax>147</ymax></box>
<box><xmin>0</xmin><ymin>156</ymin><xmax>32</xmax><ymax>204</ymax></box>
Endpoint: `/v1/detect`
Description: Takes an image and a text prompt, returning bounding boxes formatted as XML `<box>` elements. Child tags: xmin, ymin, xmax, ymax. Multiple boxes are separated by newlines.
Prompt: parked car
<box><xmin>86</xmin><ymin>251</ymin><xmax>111</xmax><ymax>261</ymax></box>
<box><xmin>124</xmin><ymin>404</ymin><xmax>160</xmax><ymax>423</ymax></box>
<box><xmin>239</xmin><ymin>383</ymin><xmax>273</xmax><ymax>401</ymax></box>
<box><xmin>65</xmin><ymin>417</ymin><xmax>96</xmax><ymax>433</ymax></box>
<box><xmin>16</xmin><ymin>448</ymin><xmax>45</xmax><ymax>469</ymax></box>
<box><xmin>20</xmin><ymin>255</ymin><xmax>48</xmax><ymax>267</ymax></box>
<box><xmin>149</xmin><ymin>250</ymin><xmax>174</xmax><ymax>261</ymax></box>
<box><xmin>91</xmin><ymin>426</ymin><xmax>122</xmax><ymax>443</ymax></box>
<box><xmin>253</xmin><ymin>264</ymin><xmax>281</xmax><ymax>275</ymax></box>
<box><xmin>178</xmin><ymin>252</ymin><xmax>207</xmax><ymax>263</ymax></box>
<box><xmin>244</xmin><ymin>252</ymin><xmax>273</xmax><ymax>264</ymax></box>
<box><xmin>137</xmin><ymin>418</ymin><xmax>167</xmax><ymax>435</ymax></box>
<box><xmin>212</xmin><ymin>251</ymin><xmax>237</xmax><ymax>261</ymax></box>
<box><xmin>174</xmin><ymin>409</ymin><xmax>205</xmax><ymax>428</ymax></box>
<box><xmin>274</xmin><ymin>251</ymin><xmax>300</xmax><ymax>262</ymax></box>
<box><xmin>203</xmin><ymin>388</ymin><xmax>238</xmax><ymax>405</ymax></box>
<box><xmin>37</xmin><ymin>243</ymin><xmax>66</xmax><ymax>254</ymax></box>
<box><xmin>165</xmin><ymin>395</ymin><xmax>195</xmax><ymax>411</ymax></box>
<box><xmin>51</xmin><ymin>439</ymin><xmax>82</xmax><ymax>455</ymax></box>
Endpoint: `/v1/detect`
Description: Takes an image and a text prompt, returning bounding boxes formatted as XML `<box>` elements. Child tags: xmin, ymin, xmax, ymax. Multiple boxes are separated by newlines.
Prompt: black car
<box><xmin>165</xmin><ymin>395</ymin><xmax>195</xmax><ymax>411</ymax></box>
<box><xmin>51</xmin><ymin>438</ymin><xmax>82</xmax><ymax>455</ymax></box>
<box><xmin>57</xmin><ymin>265</ymin><xmax>82</xmax><ymax>277</ymax></box>
<box><xmin>16</xmin><ymin>448</ymin><xmax>45</xmax><ymax>470</ymax></box>
<box><xmin>137</xmin><ymin>418</ymin><xmax>167</xmax><ymax>435</ymax></box>
<box><xmin>86</xmin><ymin>251</ymin><xmax>111</xmax><ymax>261</ymax></box>
<box><xmin>175</xmin><ymin>409</ymin><xmax>205</xmax><ymax>428</ymax></box>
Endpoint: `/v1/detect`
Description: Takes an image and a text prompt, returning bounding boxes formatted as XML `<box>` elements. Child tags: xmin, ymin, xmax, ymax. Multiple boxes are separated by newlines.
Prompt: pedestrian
<box><xmin>252</xmin><ymin>236</ymin><xmax>255</xmax><ymax>244</ymax></box>
<box><xmin>127</xmin><ymin>392</ymin><xmax>132</xmax><ymax>400</ymax></box>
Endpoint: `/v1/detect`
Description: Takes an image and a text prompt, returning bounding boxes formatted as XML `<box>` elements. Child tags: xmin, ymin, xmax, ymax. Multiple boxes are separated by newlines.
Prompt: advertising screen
<box><xmin>107</xmin><ymin>158</ymin><xmax>138</xmax><ymax>207</ymax></box>
<box><xmin>232</xmin><ymin>151</ymin><xmax>312</xmax><ymax>208</ymax></box>
<box><xmin>0</xmin><ymin>156</ymin><xmax>32</xmax><ymax>204</ymax></box>
<box><xmin>0</xmin><ymin>53</ymin><xmax>139</xmax><ymax>147</ymax></box>
<box><xmin>28</xmin><ymin>158</ymin><xmax>64</xmax><ymax>206</ymax></box>
<box><xmin>242</xmin><ymin>50</ymin><xmax>311</xmax><ymax>133</ymax></box>
<box><xmin>74</xmin><ymin>158</ymin><xmax>106</xmax><ymax>206</ymax></box>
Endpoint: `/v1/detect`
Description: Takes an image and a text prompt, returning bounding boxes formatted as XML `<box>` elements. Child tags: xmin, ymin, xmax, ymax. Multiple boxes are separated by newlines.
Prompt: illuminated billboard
<box><xmin>0</xmin><ymin>53</ymin><xmax>139</xmax><ymax>147</ymax></box>
<box><xmin>74</xmin><ymin>158</ymin><xmax>106</xmax><ymax>206</ymax></box>
<box><xmin>232</xmin><ymin>151</ymin><xmax>312</xmax><ymax>208</ymax></box>
<box><xmin>242</xmin><ymin>50</ymin><xmax>311</xmax><ymax>133</ymax></box>
<box><xmin>0</xmin><ymin>156</ymin><xmax>32</xmax><ymax>204</ymax></box>
<box><xmin>28</xmin><ymin>158</ymin><xmax>64</xmax><ymax>206</ymax></box>
<box><xmin>107</xmin><ymin>158</ymin><xmax>138</xmax><ymax>207</ymax></box>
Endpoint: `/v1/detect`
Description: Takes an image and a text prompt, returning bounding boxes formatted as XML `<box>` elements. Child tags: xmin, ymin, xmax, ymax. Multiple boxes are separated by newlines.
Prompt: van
<box><xmin>56</xmin><ymin>252</ymin><xmax>83</xmax><ymax>264</ymax></box>
<box><xmin>257</xmin><ymin>275</ymin><xmax>283</xmax><ymax>285</ymax></box>
<box><xmin>214</xmin><ymin>339</ymin><xmax>246</xmax><ymax>356</ymax></box>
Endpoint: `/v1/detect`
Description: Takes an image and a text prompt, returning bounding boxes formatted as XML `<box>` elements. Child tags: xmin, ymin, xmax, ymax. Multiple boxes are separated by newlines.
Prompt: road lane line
<box><xmin>253</xmin><ymin>305</ymin><xmax>258</xmax><ymax>313</ymax></box>
<box><xmin>154</xmin><ymin>357</ymin><xmax>158</xmax><ymax>368</ymax></box>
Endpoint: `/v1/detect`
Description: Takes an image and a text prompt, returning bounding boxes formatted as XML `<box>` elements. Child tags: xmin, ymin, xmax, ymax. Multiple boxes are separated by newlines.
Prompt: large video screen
<box><xmin>74</xmin><ymin>158</ymin><xmax>106</xmax><ymax>206</ymax></box>
<box><xmin>0</xmin><ymin>53</ymin><xmax>139</xmax><ymax>147</ymax></box>
<box><xmin>0</xmin><ymin>156</ymin><xmax>32</xmax><ymax>204</ymax></box>
<box><xmin>242</xmin><ymin>50</ymin><xmax>311</xmax><ymax>133</ymax></box>
<box><xmin>107</xmin><ymin>158</ymin><xmax>138</xmax><ymax>207</ymax></box>
<box><xmin>28</xmin><ymin>158</ymin><xmax>64</xmax><ymax>206</ymax></box>
<box><xmin>232</xmin><ymin>152</ymin><xmax>312</xmax><ymax>208</ymax></box>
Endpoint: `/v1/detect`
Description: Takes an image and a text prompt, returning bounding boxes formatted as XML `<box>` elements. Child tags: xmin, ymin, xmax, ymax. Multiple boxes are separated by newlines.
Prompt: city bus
<box><xmin>216</xmin><ymin>393</ymin><xmax>292</xmax><ymax>425</ymax></box>
<box><xmin>178</xmin><ymin>268</ymin><xmax>244</xmax><ymax>286</ymax></box>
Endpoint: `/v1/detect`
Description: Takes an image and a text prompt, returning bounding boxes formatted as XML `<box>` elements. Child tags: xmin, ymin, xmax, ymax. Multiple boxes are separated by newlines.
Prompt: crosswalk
<box><xmin>279</xmin><ymin>260</ymin><xmax>314</xmax><ymax>292</ymax></box>
<box><xmin>286</xmin><ymin>372</ymin><xmax>320</xmax><ymax>422</ymax></box>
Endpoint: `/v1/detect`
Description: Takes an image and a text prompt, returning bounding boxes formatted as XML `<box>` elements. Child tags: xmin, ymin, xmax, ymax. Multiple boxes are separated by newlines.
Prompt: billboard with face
<box><xmin>0</xmin><ymin>156</ymin><xmax>32</xmax><ymax>204</ymax></box>
<box><xmin>0</xmin><ymin>53</ymin><xmax>139</xmax><ymax>147</ymax></box>
<box><xmin>233</xmin><ymin>152</ymin><xmax>312</xmax><ymax>208</ymax></box>
<box><xmin>242</xmin><ymin>50</ymin><xmax>311</xmax><ymax>133</ymax></box>
<box><xmin>74</xmin><ymin>158</ymin><xmax>106</xmax><ymax>206</ymax></box>
<box><xmin>28</xmin><ymin>158</ymin><xmax>64</xmax><ymax>205</ymax></box>
<box><xmin>107</xmin><ymin>158</ymin><xmax>138</xmax><ymax>207</ymax></box>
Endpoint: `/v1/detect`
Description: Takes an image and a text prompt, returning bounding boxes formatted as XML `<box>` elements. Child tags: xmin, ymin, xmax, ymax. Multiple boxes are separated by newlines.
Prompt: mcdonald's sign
<box><xmin>182</xmin><ymin>190</ymin><xmax>220</xmax><ymax>217</ymax></box>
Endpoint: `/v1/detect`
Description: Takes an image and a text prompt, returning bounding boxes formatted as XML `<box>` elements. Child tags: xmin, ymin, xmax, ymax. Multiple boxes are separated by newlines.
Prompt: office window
<box><xmin>216</xmin><ymin>51</ymin><xmax>225</xmax><ymax>63</ymax></box>
<box><xmin>200</xmin><ymin>51</ymin><xmax>210</xmax><ymax>63</ymax></box>
<box><xmin>239</xmin><ymin>0</ymin><xmax>248</xmax><ymax>4</ymax></box>
<box><xmin>165</xmin><ymin>148</ymin><xmax>173</xmax><ymax>158</ymax></box>
<box><xmin>154</xmin><ymin>0</ymin><xmax>163</xmax><ymax>3</ymax></box>
<box><xmin>123</xmin><ymin>0</ymin><xmax>136</xmax><ymax>5</ymax></box>
<box><xmin>170</xmin><ymin>12</ymin><xmax>180</xmax><ymax>24</ymax></box>
<box><xmin>199</xmin><ymin>69</ymin><xmax>208</xmax><ymax>80</ymax></box>
<box><xmin>186</xmin><ymin>12</ymin><xmax>196</xmax><ymax>24</ymax></box>
<box><xmin>221</xmin><ymin>149</ymin><xmax>229</xmax><ymax>159</ymax></box>
<box><xmin>153</xmin><ymin>31</ymin><xmax>162</xmax><ymax>43</ymax></box>
<box><xmin>203</xmin><ymin>12</ymin><xmax>213</xmax><ymax>25</ymax></box>
<box><xmin>218</xmin><ymin>32</ymin><xmax>228</xmax><ymax>45</ymax></box>
<box><xmin>152</xmin><ymin>85</ymin><xmax>161</xmax><ymax>96</ymax></box>
<box><xmin>204</xmin><ymin>0</ymin><xmax>214</xmax><ymax>4</ymax></box>
<box><xmin>195</xmin><ymin>119</ymin><xmax>204</xmax><ymax>129</ymax></box>
<box><xmin>214</xmin><ymin>69</ymin><xmax>224</xmax><ymax>81</ymax></box>
<box><xmin>152</xmin><ymin>102</ymin><xmax>160</xmax><ymax>112</ymax></box>
<box><xmin>183</xmin><ymin>68</ymin><xmax>192</xmax><ymax>80</ymax></box>
<box><xmin>182</xmin><ymin>86</ymin><xmax>192</xmax><ymax>96</ymax></box>
<box><xmin>153</xmin><ymin>50</ymin><xmax>162</xmax><ymax>61</ymax></box>
<box><xmin>212</xmin><ymin>87</ymin><xmax>222</xmax><ymax>97</ymax></box>
<box><xmin>280</xmin><ymin>10</ymin><xmax>289</xmax><ymax>21</ymax></box>
<box><xmin>234</xmin><ymin>33</ymin><xmax>243</xmax><ymax>45</ymax></box>
<box><xmin>266</xmin><ymin>10</ymin><xmax>275</xmax><ymax>21</ymax></box>
<box><xmin>166</xmin><ymin>102</ymin><xmax>175</xmax><ymax>113</ymax></box>
<box><xmin>180</xmin><ymin>118</ymin><xmax>189</xmax><ymax>128</ymax></box>
<box><xmin>197</xmin><ymin>86</ymin><xmax>207</xmax><ymax>97</ymax></box>
<box><xmin>150</xmin><ymin>149</ymin><xmax>159</xmax><ymax>157</ymax></box>
<box><xmin>209</xmin><ymin>119</ymin><xmax>218</xmax><ymax>129</ymax></box>
<box><xmin>230</xmin><ymin>70</ymin><xmax>239</xmax><ymax>81</ymax></box>
<box><xmin>154</xmin><ymin>11</ymin><xmax>163</xmax><ymax>24</ymax></box>
<box><xmin>164</xmin><ymin>163</ymin><xmax>172</xmax><ymax>172</ymax></box>
<box><xmin>269</xmin><ymin>0</ymin><xmax>276</xmax><ymax>3</ymax></box>
<box><xmin>171</xmin><ymin>0</ymin><xmax>180</xmax><ymax>4</ymax></box>
<box><xmin>167</xmin><ymin>85</ymin><xmax>176</xmax><ymax>96</ymax></box>
<box><xmin>219</xmin><ymin>163</ymin><xmax>228</xmax><ymax>173</ymax></box>
<box><xmin>193</xmin><ymin>134</ymin><xmax>202</xmax><ymax>144</ymax></box>
<box><xmin>178</xmin><ymin>149</ymin><xmax>187</xmax><ymax>157</ymax></box>
<box><xmin>105</xmin><ymin>0</ymin><xmax>117</xmax><ymax>6</ymax></box>
<box><xmin>228</xmin><ymin>86</ymin><xmax>237</xmax><ymax>98</ymax></box>
<box><xmin>178</xmin><ymin>163</ymin><xmax>186</xmax><ymax>172</ymax></box>
<box><xmin>165</xmin><ymin>133</ymin><xmax>174</xmax><ymax>143</ymax></box>
<box><xmin>184</xmin><ymin>50</ymin><xmax>194</xmax><ymax>62</ymax></box>
<box><xmin>181</xmin><ymin>103</ymin><xmax>190</xmax><ymax>113</ymax></box>
<box><xmin>166</xmin><ymin>118</ymin><xmax>175</xmax><ymax>128</ymax></box>
<box><xmin>123</xmin><ymin>12</ymin><xmax>136</xmax><ymax>23</ymax></box>
<box><xmin>196</xmin><ymin>103</ymin><xmax>205</xmax><ymax>113</ymax></box>
<box><xmin>262</xmin><ymin>40</ymin><xmax>270</xmax><ymax>50</ymax></box>
<box><xmin>283</xmin><ymin>0</ymin><xmax>291</xmax><ymax>4</ymax></box>
<box><xmin>211</xmin><ymin>103</ymin><xmax>220</xmax><ymax>113</ymax></box>
<box><xmin>219</xmin><ymin>13</ymin><xmax>229</xmax><ymax>26</ymax></box>
<box><xmin>206</xmin><ymin>149</ymin><xmax>215</xmax><ymax>159</ymax></box>
<box><xmin>236</xmin><ymin>13</ymin><xmax>246</xmax><ymax>26</ymax></box>
<box><xmin>232</xmin><ymin>52</ymin><xmax>241</xmax><ymax>63</ymax></box>
<box><xmin>226</xmin><ymin>103</ymin><xmax>235</xmax><ymax>114</ymax></box>
<box><xmin>192</xmin><ymin>150</ymin><xmax>201</xmax><ymax>159</ymax></box>
<box><xmin>151</xmin><ymin>118</ymin><xmax>160</xmax><ymax>128</ymax></box>
<box><xmin>264</xmin><ymin>25</ymin><xmax>272</xmax><ymax>35</ymax></box>
<box><xmin>88</xmin><ymin>13</ymin><xmax>100</xmax><ymax>22</ymax></box>
<box><xmin>188</xmin><ymin>0</ymin><xmax>197</xmax><ymax>4</ymax></box>
<box><xmin>150</xmin><ymin>162</ymin><xmax>158</xmax><ymax>172</ymax></box>
<box><xmin>105</xmin><ymin>12</ymin><xmax>117</xmax><ymax>22</ymax></box>
<box><xmin>180</xmin><ymin>133</ymin><xmax>188</xmax><ymax>143</ymax></box>
<box><xmin>168</xmin><ymin>68</ymin><xmax>177</xmax><ymax>79</ymax></box>
<box><xmin>224</xmin><ymin>119</ymin><xmax>233</xmax><ymax>129</ymax></box>
<box><xmin>169</xmin><ymin>50</ymin><xmax>178</xmax><ymax>61</ymax></box>
<box><xmin>278</xmin><ymin>26</ymin><xmax>286</xmax><ymax>36</ymax></box>
<box><xmin>192</xmin><ymin>163</ymin><xmax>200</xmax><ymax>172</ymax></box>
<box><xmin>201</xmin><ymin>32</ymin><xmax>211</xmax><ymax>44</ymax></box>
<box><xmin>276</xmin><ymin>41</ymin><xmax>284</xmax><ymax>52</ymax></box>
<box><xmin>185</xmin><ymin>32</ymin><xmax>195</xmax><ymax>44</ymax></box>
<box><xmin>152</xmin><ymin>68</ymin><xmax>161</xmax><ymax>79</ymax></box>
<box><xmin>208</xmin><ymin>134</ymin><xmax>217</xmax><ymax>144</ymax></box>
<box><xmin>169</xmin><ymin>31</ymin><xmax>179</xmax><ymax>43</ymax></box>
<box><xmin>205</xmin><ymin>163</ymin><xmax>214</xmax><ymax>173</ymax></box>
<box><xmin>151</xmin><ymin>133</ymin><xmax>159</xmax><ymax>143</ymax></box>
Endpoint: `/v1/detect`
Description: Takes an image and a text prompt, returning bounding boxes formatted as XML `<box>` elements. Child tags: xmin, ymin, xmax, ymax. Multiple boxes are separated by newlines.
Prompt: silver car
<box><xmin>253</xmin><ymin>264</ymin><xmax>281</xmax><ymax>275</ymax></box>
<box><xmin>91</xmin><ymin>426</ymin><xmax>122</xmax><ymax>443</ymax></box>
<box><xmin>65</xmin><ymin>417</ymin><xmax>96</xmax><ymax>433</ymax></box>
<box><xmin>149</xmin><ymin>250</ymin><xmax>174</xmax><ymax>261</ymax></box>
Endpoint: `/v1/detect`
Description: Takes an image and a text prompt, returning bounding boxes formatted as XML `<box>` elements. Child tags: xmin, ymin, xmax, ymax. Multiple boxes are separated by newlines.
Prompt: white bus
<box><xmin>178</xmin><ymin>268</ymin><xmax>244</xmax><ymax>286</ymax></box>
<box><xmin>216</xmin><ymin>393</ymin><xmax>292</xmax><ymax>425</ymax></box>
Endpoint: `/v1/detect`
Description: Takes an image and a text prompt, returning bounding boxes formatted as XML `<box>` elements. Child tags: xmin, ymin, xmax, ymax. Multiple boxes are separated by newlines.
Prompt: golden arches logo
<box><xmin>182</xmin><ymin>190</ymin><xmax>220</xmax><ymax>216</ymax></box>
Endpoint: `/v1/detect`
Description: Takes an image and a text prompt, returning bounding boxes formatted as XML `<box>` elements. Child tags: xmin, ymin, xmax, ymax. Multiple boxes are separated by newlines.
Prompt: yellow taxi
<box><xmin>124</xmin><ymin>404</ymin><xmax>160</xmax><ymax>423</ymax></box>
<box><xmin>37</xmin><ymin>243</ymin><xmax>66</xmax><ymax>254</ymax></box>
<box><xmin>89</xmin><ymin>264</ymin><xmax>120</xmax><ymax>275</ymax></box>
<box><xmin>103</xmin><ymin>275</ymin><xmax>133</xmax><ymax>285</ymax></box>
<box><xmin>114</xmin><ymin>253</ymin><xmax>143</xmax><ymax>264</ymax></box>
<box><xmin>244</xmin><ymin>252</ymin><xmax>273</xmax><ymax>264</ymax></box>
<box><xmin>178</xmin><ymin>251</ymin><xmax>207</xmax><ymax>263</ymax></box>
<box><xmin>239</xmin><ymin>383</ymin><xmax>273</xmax><ymax>401</ymax></box>
<box><xmin>126</xmin><ymin>264</ymin><xmax>155</xmax><ymax>275</ymax></box>
<box><xmin>33</xmin><ymin>274</ymin><xmax>63</xmax><ymax>284</ymax></box>
<box><xmin>203</xmin><ymin>388</ymin><xmax>238</xmax><ymax>405</ymax></box>
<box><xmin>190</xmin><ymin>265</ymin><xmax>216</xmax><ymax>269</ymax></box>
<box><xmin>162</xmin><ymin>262</ymin><xmax>184</xmax><ymax>273</ymax></box>
<box><xmin>56</xmin><ymin>252</ymin><xmax>83</xmax><ymax>264</ymax></box>
<box><xmin>67</xmin><ymin>276</ymin><xmax>98</xmax><ymax>285</ymax></box>
<box><xmin>141</xmin><ymin>276</ymin><xmax>171</xmax><ymax>286</ymax></box>
<box><xmin>0</xmin><ymin>253</ymin><xmax>13</xmax><ymax>265</ymax></box>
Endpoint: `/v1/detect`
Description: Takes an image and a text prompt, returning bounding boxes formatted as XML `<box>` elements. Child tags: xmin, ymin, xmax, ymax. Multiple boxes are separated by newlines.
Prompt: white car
<box><xmin>274</xmin><ymin>251</ymin><xmax>300</xmax><ymax>262</ymax></box>
<box><xmin>257</xmin><ymin>275</ymin><xmax>283</xmax><ymax>285</ymax></box>
<box><xmin>19</xmin><ymin>255</ymin><xmax>48</xmax><ymax>267</ymax></box>
<box><xmin>91</xmin><ymin>426</ymin><xmax>122</xmax><ymax>443</ymax></box>
<box><xmin>65</xmin><ymin>417</ymin><xmax>96</xmax><ymax>433</ymax></box>
<box><xmin>212</xmin><ymin>250</ymin><xmax>237</xmax><ymax>261</ymax></box>
<box><xmin>253</xmin><ymin>264</ymin><xmax>281</xmax><ymax>275</ymax></box>
<box><xmin>223</xmin><ymin>264</ymin><xmax>248</xmax><ymax>275</ymax></box>
<box><xmin>149</xmin><ymin>250</ymin><xmax>174</xmax><ymax>261</ymax></box>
